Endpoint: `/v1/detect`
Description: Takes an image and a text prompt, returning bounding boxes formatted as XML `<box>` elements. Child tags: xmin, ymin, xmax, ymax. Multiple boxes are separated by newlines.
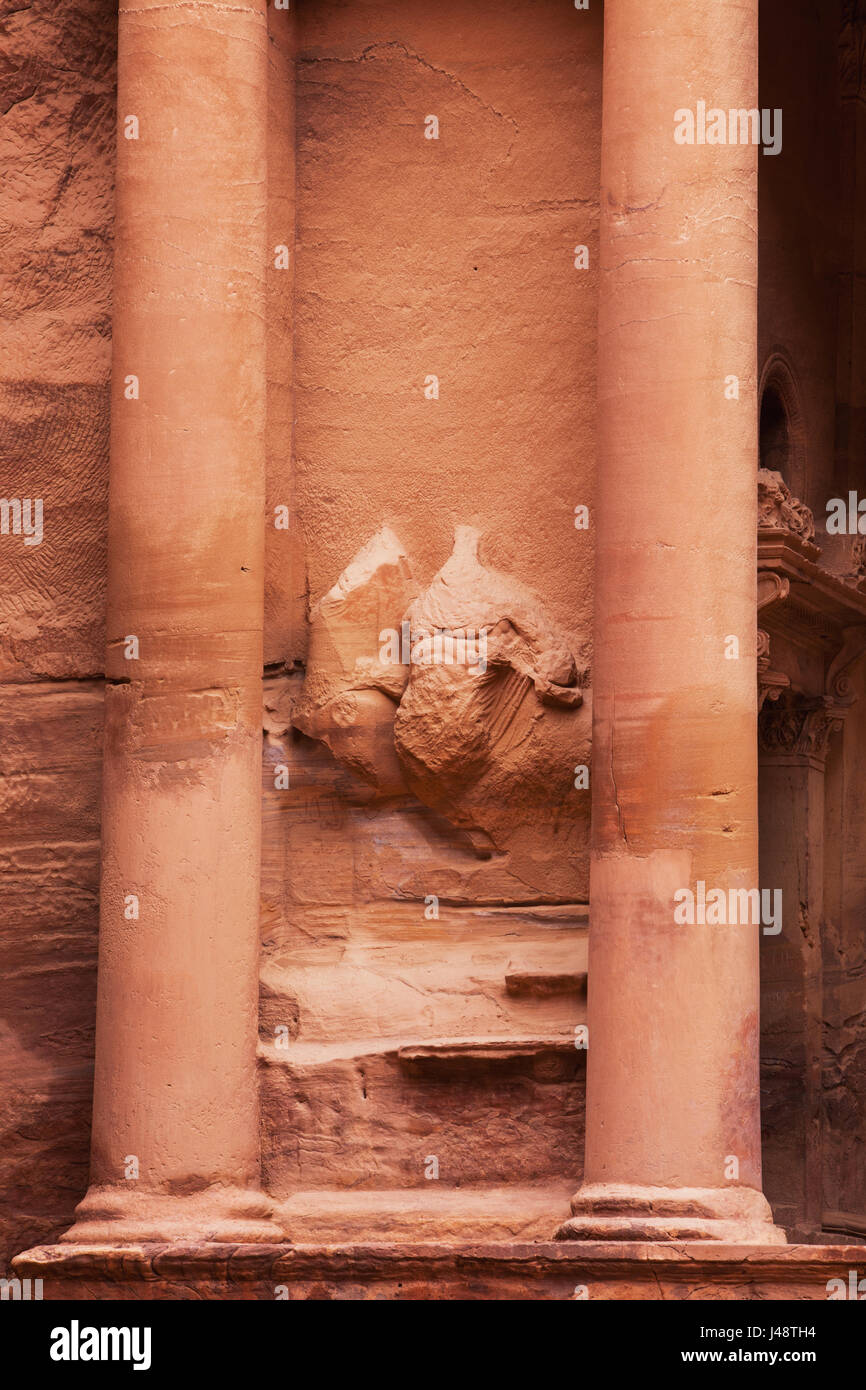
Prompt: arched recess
<box><xmin>759</xmin><ymin>350</ymin><xmax>808</xmax><ymax>503</ymax></box>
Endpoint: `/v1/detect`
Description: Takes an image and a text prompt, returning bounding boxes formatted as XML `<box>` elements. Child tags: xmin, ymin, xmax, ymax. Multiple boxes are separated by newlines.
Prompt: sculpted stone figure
<box><xmin>757</xmin><ymin>467</ymin><xmax>815</xmax><ymax>542</ymax></box>
<box><xmin>289</xmin><ymin>524</ymin><xmax>589</xmax><ymax>865</ymax></box>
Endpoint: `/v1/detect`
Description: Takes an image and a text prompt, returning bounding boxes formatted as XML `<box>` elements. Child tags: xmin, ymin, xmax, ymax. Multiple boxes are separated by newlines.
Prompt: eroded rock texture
<box><xmin>394</xmin><ymin>525</ymin><xmax>584</xmax><ymax>850</ymax></box>
<box><xmin>8</xmin><ymin>0</ymin><xmax>866</xmax><ymax>1274</ymax></box>
<box><xmin>0</xmin><ymin>0</ymin><xmax>116</xmax><ymax>1267</ymax></box>
<box><xmin>262</xmin><ymin>520</ymin><xmax>591</xmax><ymax>1236</ymax></box>
<box><xmin>291</xmin><ymin>523</ymin><xmax>588</xmax><ymax>864</ymax></box>
<box><xmin>0</xmin><ymin>0</ymin><xmax>115</xmax><ymax>681</ymax></box>
<box><xmin>253</xmin><ymin>0</ymin><xmax>601</xmax><ymax>1236</ymax></box>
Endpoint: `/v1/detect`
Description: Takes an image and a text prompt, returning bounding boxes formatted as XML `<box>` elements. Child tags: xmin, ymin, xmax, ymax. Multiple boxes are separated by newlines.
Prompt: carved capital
<box><xmin>758</xmin><ymin>690</ymin><xmax>844</xmax><ymax>765</ymax></box>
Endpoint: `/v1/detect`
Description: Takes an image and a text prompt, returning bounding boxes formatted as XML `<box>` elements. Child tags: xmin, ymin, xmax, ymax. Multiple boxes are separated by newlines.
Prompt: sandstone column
<box><xmin>558</xmin><ymin>0</ymin><xmax>784</xmax><ymax>1242</ymax></box>
<box><xmin>65</xmin><ymin>0</ymin><xmax>274</xmax><ymax>1242</ymax></box>
<box><xmin>758</xmin><ymin>697</ymin><xmax>840</xmax><ymax>1240</ymax></box>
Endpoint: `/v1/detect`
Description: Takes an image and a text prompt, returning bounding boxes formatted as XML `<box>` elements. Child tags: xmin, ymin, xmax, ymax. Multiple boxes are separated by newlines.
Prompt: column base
<box><xmin>62</xmin><ymin>1184</ymin><xmax>278</xmax><ymax>1244</ymax></box>
<box><xmin>556</xmin><ymin>1183</ymin><xmax>787</xmax><ymax>1244</ymax></box>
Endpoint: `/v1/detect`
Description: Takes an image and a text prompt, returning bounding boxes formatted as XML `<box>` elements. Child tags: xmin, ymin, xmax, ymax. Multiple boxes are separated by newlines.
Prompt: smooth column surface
<box><xmin>65</xmin><ymin>0</ymin><xmax>274</xmax><ymax>1242</ymax></box>
<box><xmin>558</xmin><ymin>0</ymin><xmax>784</xmax><ymax>1242</ymax></box>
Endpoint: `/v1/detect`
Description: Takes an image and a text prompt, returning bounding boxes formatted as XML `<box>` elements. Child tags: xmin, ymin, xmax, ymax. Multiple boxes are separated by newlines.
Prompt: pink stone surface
<box><xmin>1</xmin><ymin>0</ymin><xmax>866</xmax><ymax>1298</ymax></box>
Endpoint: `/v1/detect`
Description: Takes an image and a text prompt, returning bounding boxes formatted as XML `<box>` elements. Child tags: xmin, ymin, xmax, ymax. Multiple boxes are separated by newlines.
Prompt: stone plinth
<box><xmin>13</xmin><ymin>1242</ymin><xmax>866</xmax><ymax>1301</ymax></box>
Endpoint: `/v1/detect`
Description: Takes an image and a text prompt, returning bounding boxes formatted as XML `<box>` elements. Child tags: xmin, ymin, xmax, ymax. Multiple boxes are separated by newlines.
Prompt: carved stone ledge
<box><xmin>12</xmin><ymin>1240</ymin><xmax>866</xmax><ymax>1301</ymax></box>
<box><xmin>504</xmin><ymin>968</ymin><xmax>587</xmax><ymax>998</ymax></box>
<box><xmin>756</xmin><ymin>532</ymin><xmax>866</xmax><ymax>719</ymax></box>
<box><xmin>395</xmin><ymin>1037</ymin><xmax>583</xmax><ymax>1083</ymax></box>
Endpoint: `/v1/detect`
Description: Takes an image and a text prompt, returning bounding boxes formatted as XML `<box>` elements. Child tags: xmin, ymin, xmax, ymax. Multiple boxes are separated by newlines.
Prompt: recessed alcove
<box><xmin>759</xmin><ymin>352</ymin><xmax>808</xmax><ymax>501</ymax></box>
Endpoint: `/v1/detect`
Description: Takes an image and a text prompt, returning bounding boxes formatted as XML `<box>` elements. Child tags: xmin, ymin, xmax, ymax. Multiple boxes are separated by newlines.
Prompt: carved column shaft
<box><xmin>66</xmin><ymin>0</ymin><xmax>274</xmax><ymax>1242</ymax></box>
<box><xmin>559</xmin><ymin>0</ymin><xmax>782</xmax><ymax>1241</ymax></box>
<box><xmin>759</xmin><ymin>693</ymin><xmax>842</xmax><ymax>1239</ymax></box>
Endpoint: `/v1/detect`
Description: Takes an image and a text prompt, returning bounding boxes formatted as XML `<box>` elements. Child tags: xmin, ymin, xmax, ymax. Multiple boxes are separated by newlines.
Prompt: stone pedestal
<box><xmin>13</xmin><ymin>1241</ymin><xmax>866</xmax><ymax>1301</ymax></box>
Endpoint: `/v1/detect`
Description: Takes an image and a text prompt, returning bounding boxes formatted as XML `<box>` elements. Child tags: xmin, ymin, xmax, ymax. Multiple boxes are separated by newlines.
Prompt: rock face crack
<box><xmin>609</xmin><ymin>695</ymin><xmax>628</xmax><ymax>847</ymax></box>
<box><xmin>298</xmin><ymin>40</ymin><xmax>519</xmax><ymax>137</ymax></box>
<box><xmin>1</xmin><ymin>86</ymin><xmax>37</xmax><ymax>117</ymax></box>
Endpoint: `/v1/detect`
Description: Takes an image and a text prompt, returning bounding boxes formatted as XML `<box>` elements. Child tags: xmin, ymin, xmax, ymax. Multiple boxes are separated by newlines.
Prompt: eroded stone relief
<box><xmin>274</xmin><ymin>524</ymin><xmax>588</xmax><ymax>856</ymax></box>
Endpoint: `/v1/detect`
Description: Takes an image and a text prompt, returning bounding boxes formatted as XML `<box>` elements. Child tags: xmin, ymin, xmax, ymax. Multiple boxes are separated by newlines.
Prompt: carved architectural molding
<box><xmin>841</xmin><ymin>534</ymin><xmax>866</xmax><ymax>588</ymax></box>
<box><xmin>757</xmin><ymin>570</ymin><xmax>790</xmax><ymax>613</ymax></box>
<box><xmin>756</xmin><ymin>505</ymin><xmax>866</xmax><ymax>724</ymax></box>
<box><xmin>757</xmin><ymin>468</ymin><xmax>815</xmax><ymax>544</ymax></box>
<box><xmin>757</xmin><ymin>572</ymin><xmax>790</xmax><ymax>710</ymax></box>
<box><xmin>826</xmin><ymin>625</ymin><xmax>866</xmax><ymax>706</ymax></box>
<box><xmin>757</xmin><ymin>635</ymin><xmax>790</xmax><ymax>712</ymax></box>
<box><xmin>758</xmin><ymin>690</ymin><xmax>845</xmax><ymax>766</ymax></box>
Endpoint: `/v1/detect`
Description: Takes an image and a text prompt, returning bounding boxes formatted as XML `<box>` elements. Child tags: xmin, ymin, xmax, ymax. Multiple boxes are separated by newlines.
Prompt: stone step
<box><xmin>271</xmin><ymin>1182</ymin><xmax>575</xmax><ymax>1243</ymax></box>
<box><xmin>260</xmin><ymin>1039</ymin><xmax>585</xmax><ymax>1196</ymax></box>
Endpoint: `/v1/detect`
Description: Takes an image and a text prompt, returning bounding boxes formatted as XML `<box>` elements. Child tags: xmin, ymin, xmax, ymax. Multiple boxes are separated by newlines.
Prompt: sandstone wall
<box><xmin>0</xmin><ymin>0</ymin><xmax>601</xmax><ymax>1259</ymax></box>
<box><xmin>2</xmin><ymin>0</ymin><xmax>863</xmax><ymax>1263</ymax></box>
<box><xmin>0</xmin><ymin>0</ymin><xmax>115</xmax><ymax>1267</ymax></box>
<box><xmin>259</xmin><ymin>0</ymin><xmax>600</xmax><ymax>1233</ymax></box>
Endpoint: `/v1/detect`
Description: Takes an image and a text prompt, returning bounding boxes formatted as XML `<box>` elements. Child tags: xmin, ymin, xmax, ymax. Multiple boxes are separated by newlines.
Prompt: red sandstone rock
<box><xmin>2</xmin><ymin>0</ymin><xmax>866</xmax><ymax>1301</ymax></box>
